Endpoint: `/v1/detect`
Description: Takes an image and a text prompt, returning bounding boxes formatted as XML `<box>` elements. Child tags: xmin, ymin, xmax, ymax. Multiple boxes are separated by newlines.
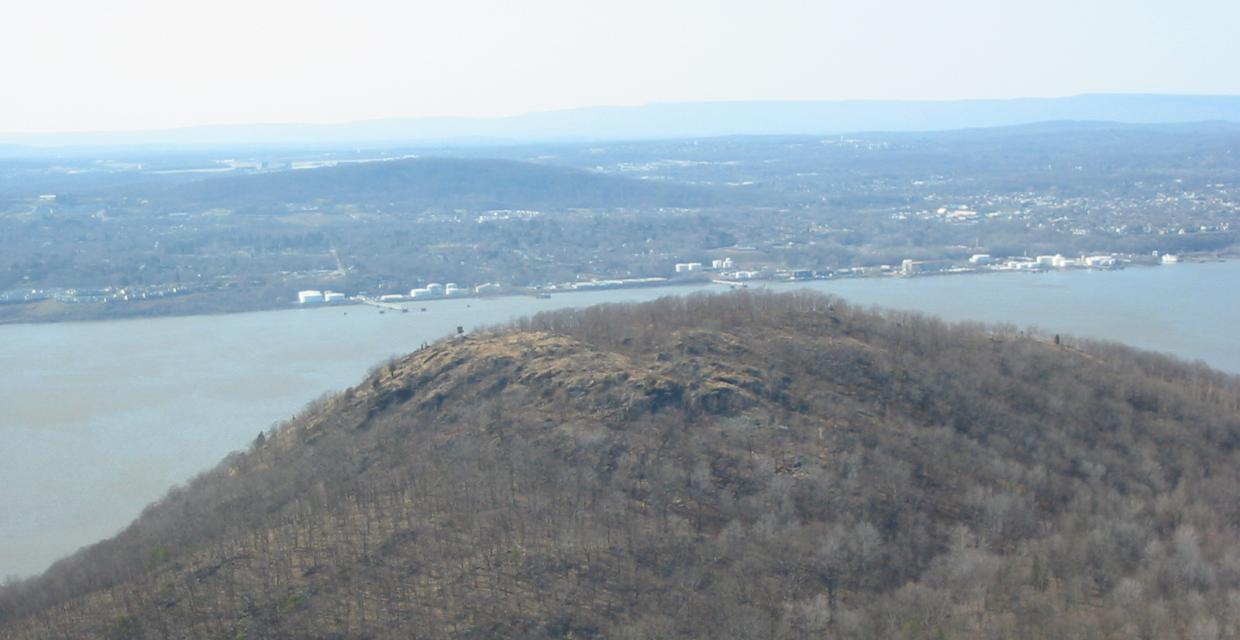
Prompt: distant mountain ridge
<box><xmin>5</xmin><ymin>93</ymin><xmax>1240</xmax><ymax>148</ymax></box>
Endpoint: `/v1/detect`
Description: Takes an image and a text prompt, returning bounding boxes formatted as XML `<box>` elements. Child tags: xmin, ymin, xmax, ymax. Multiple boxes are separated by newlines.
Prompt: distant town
<box><xmin>2</xmin><ymin>123</ymin><xmax>1237</xmax><ymax>323</ymax></box>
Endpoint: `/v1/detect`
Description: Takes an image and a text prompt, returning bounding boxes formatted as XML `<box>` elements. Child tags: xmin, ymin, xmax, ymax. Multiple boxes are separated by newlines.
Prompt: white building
<box><xmin>297</xmin><ymin>290</ymin><xmax>324</xmax><ymax>304</ymax></box>
<box><xmin>711</xmin><ymin>258</ymin><xmax>734</xmax><ymax>270</ymax></box>
<box><xmin>1082</xmin><ymin>255</ymin><xmax>1117</xmax><ymax>268</ymax></box>
<box><xmin>1161</xmin><ymin>254</ymin><xmax>1180</xmax><ymax>264</ymax></box>
<box><xmin>902</xmin><ymin>259</ymin><xmax>956</xmax><ymax>276</ymax></box>
<box><xmin>445</xmin><ymin>283</ymin><xmax>468</xmax><ymax>296</ymax></box>
<box><xmin>411</xmin><ymin>283</ymin><xmax>448</xmax><ymax>299</ymax></box>
<box><xmin>323</xmin><ymin>291</ymin><xmax>346</xmax><ymax>303</ymax></box>
<box><xmin>968</xmin><ymin>254</ymin><xmax>993</xmax><ymax>265</ymax></box>
<box><xmin>675</xmin><ymin>262</ymin><xmax>703</xmax><ymax>273</ymax></box>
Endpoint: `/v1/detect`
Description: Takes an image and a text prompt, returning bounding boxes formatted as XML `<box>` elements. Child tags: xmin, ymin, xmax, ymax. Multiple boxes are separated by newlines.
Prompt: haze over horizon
<box><xmin>4</xmin><ymin>0</ymin><xmax>1240</xmax><ymax>135</ymax></box>
<box><xmin>7</xmin><ymin>94</ymin><xmax>1240</xmax><ymax>149</ymax></box>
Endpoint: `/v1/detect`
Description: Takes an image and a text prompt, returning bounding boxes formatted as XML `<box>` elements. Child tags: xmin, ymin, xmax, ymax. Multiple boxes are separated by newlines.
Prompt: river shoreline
<box><xmin>0</xmin><ymin>254</ymin><xmax>1230</xmax><ymax>328</ymax></box>
<box><xmin>3</xmin><ymin>257</ymin><xmax>1238</xmax><ymax>579</ymax></box>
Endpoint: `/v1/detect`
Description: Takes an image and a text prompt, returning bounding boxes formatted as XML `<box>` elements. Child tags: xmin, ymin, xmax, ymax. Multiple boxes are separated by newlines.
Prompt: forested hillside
<box><xmin>3</xmin><ymin>291</ymin><xmax>1239</xmax><ymax>639</ymax></box>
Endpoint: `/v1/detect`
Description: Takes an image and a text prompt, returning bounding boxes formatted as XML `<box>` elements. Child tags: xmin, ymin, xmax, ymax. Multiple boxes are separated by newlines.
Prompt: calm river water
<box><xmin>1</xmin><ymin>261</ymin><xmax>1237</xmax><ymax>577</ymax></box>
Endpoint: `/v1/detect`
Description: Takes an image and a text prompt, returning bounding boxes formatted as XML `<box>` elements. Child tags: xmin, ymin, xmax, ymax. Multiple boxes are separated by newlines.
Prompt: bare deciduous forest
<box><xmin>3</xmin><ymin>290</ymin><xmax>1239</xmax><ymax>639</ymax></box>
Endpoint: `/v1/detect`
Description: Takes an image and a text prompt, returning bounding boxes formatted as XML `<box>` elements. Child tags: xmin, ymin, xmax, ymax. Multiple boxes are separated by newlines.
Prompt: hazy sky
<box><xmin>2</xmin><ymin>0</ymin><xmax>1238</xmax><ymax>133</ymax></box>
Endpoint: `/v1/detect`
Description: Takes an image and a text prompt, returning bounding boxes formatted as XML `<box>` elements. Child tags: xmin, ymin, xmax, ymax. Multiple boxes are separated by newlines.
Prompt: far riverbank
<box><xmin>0</xmin><ymin>254</ymin><xmax>1230</xmax><ymax>327</ymax></box>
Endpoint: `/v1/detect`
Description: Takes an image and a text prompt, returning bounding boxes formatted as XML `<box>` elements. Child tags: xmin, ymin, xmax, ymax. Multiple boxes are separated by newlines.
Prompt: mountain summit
<box><xmin>2</xmin><ymin>291</ymin><xmax>1238</xmax><ymax>638</ymax></box>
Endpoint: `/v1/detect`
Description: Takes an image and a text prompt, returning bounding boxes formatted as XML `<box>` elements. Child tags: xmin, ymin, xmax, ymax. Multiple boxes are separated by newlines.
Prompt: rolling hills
<box><xmin>2</xmin><ymin>290</ymin><xmax>1239</xmax><ymax>639</ymax></box>
<box><xmin>117</xmin><ymin>157</ymin><xmax>725</xmax><ymax>213</ymax></box>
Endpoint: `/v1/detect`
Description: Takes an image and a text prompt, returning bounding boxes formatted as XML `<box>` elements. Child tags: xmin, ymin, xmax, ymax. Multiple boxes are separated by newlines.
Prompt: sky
<box><xmin>2</xmin><ymin>0</ymin><xmax>1238</xmax><ymax>134</ymax></box>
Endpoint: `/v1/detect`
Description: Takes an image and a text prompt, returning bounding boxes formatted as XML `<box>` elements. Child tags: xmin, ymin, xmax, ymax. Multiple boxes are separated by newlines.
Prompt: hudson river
<box><xmin>1</xmin><ymin>261</ymin><xmax>1237</xmax><ymax>577</ymax></box>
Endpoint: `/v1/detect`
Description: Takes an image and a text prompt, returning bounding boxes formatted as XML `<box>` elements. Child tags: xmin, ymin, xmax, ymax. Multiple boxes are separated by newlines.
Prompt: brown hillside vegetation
<box><xmin>3</xmin><ymin>290</ymin><xmax>1240</xmax><ymax>639</ymax></box>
